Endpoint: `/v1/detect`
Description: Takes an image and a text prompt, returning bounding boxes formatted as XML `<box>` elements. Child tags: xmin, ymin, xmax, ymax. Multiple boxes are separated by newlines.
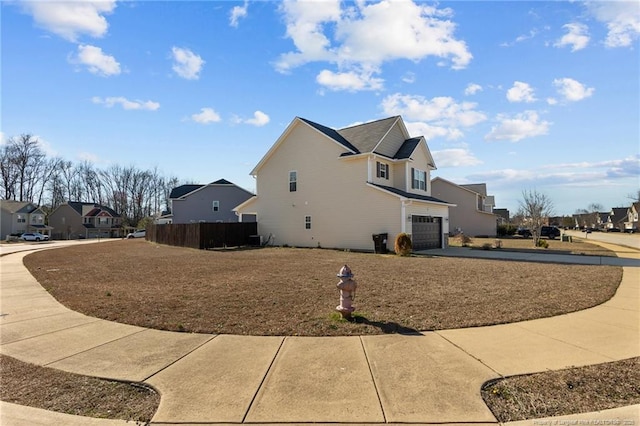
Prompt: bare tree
<box><xmin>518</xmin><ymin>189</ymin><xmax>554</xmax><ymax>246</ymax></box>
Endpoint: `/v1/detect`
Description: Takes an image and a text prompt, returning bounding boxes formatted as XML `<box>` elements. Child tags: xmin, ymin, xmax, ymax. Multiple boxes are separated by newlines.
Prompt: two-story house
<box><xmin>234</xmin><ymin>116</ymin><xmax>454</xmax><ymax>251</ymax></box>
<box><xmin>48</xmin><ymin>202</ymin><xmax>122</xmax><ymax>239</ymax></box>
<box><xmin>430</xmin><ymin>178</ymin><xmax>497</xmax><ymax>237</ymax></box>
<box><xmin>623</xmin><ymin>202</ymin><xmax>639</xmax><ymax>233</ymax></box>
<box><xmin>169</xmin><ymin>179</ymin><xmax>255</xmax><ymax>224</ymax></box>
<box><xmin>0</xmin><ymin>200</ymin><xmax>51</xmax><ymax>238</ymax></box>
<box><xmin>605</xmin><ymin>207</ymin><xmax>628</xmax><ymax>231</ymax></box>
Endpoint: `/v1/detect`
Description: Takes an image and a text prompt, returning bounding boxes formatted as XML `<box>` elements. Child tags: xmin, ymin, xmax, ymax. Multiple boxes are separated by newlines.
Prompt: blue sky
<box><xmin>2</xmin><ymin>0</ymin><xmax>639</xmax><ymax>216</ymax></box>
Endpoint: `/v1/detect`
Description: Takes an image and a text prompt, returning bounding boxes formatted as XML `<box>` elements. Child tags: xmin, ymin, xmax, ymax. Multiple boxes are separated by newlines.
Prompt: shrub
<box><xmin>494</xmin><ymin>239</ymin><xmax>503</xmax><ymax>249</ymax></box>
<box><xmin>455</xmin><ymin>233</ymin><xmax>472</xmax><ymax>247</ymax></box>
<box><xmin>482</xmin><ymin>243</ymin><xmax>492</xmax><ymax>250</ymax></box>
<box><xmin>497</xmin><ymin>224</ymin><xmax>517</xmax><ymax>237</ymax></box>
<box><xmin>394</xmin><ymin>233</ymin><xmax>413</xmax><ymax>256</ymax></box>
<box><xmin>536</xmin><ymin>239</ymin><xmax>549</xmax><ymax>248</ymax></box>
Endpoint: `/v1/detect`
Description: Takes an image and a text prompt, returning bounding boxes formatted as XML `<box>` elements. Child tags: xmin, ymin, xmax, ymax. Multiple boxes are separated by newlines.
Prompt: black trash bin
<box><xmin>372</xmin><ymin>233</ymin><xmax>388</xmax><ymax>254</ymax></box>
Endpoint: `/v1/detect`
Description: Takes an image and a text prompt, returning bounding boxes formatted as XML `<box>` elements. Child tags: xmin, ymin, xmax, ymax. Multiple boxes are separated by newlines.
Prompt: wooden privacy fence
<box><xmin>148</xmin><ymin>222</ymin><xmax>258</xmax><ymax>250</ymax></box>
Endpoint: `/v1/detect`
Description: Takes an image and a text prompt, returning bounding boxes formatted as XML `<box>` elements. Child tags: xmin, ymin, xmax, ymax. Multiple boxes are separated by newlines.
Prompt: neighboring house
<box><xmin>623</xmin><ymin>202</ymin><xmax>639</xmax><ymax>232</ymax></box>
<box><xmin>493</xmin><ymin>208</ymin><xmax>510</xmax><ymax>225</ymax></box>
<box><xmin>155</xmin><ymin>212</ymin><xmax>173</xmax><ymax>225</ymax></box>
<box><xmin>0</xmin><ymin>200</ymin><xmax>51</xmax><ymax>238</ymax></box>
<box><xmin>48</xmin><ymin>202</ymin><xmax>123</xmax><ymax>239</ymax></box>
<box><xmin>169</xmin><ymin>179</ymin><xmax>255</xmax><ymax>224</ymax></box>
<box><xmin>430</xmin><ymin>178</ymin><xmax>497</xmax><ymax>237</ymax></box>
<box><xmin>234</xmin><ymin>116</ymin><xmax>454</xmax><ymax>251</ymax></box>
<box><xmin>605</xmin><ymin>207</ymin><xmax>628</xmax><ymax>231</ymax></box>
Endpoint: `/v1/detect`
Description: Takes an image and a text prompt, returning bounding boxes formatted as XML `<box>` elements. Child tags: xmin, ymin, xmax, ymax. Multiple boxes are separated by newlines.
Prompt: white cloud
<box><xmin>500</xmin><ymin>29</ymin><xmax>539</xmax><ymax>47</ymax></box>
<box><xmin>233</xmin><ymin>111</ymin><xmax>271</xmax><ymax>126</ymax></box>
<box><xmin>230</xmin><ymin>1</ymin><xmax>249</xmax><ymax>27</ymax></box>
<box><xmin>506</xmin><ymin>81</ymin><xmax>536</xmax><ymax>103</ymax></box>
<box><xmin>432</xmin><ymin>147</ymin><xmax>482</xmax><ymax>167</ymax></box>
<box><xmin>585</xmin><ymin>2</ymin><xmax>640</xmax><ymax>48</ymax></box>
<box><xmin>276</xmin><ymin>0</ymin><xmax>471</xmax><ymax>91</ymax></box>
<box><xmin>554</xmin><ymin>23</ymin><xmax>590</xmax><ymax>51</ymax></box>
<box><xmin>71</xmin><ymin>44</ymin><xmax>121</xmax><ymax>76</ymax></box>
<box><xmin>246</xmin><ymin>111</ymin><xmax>270</xmax><ymax>126</ymax></box>
<box><xmin>382</xmin><ymin>93</ymin><xmax>486</xmax><ymax>127</ymax></box>
<box><xmin>171</xmin><ymin>47</ymin><xmax>205</xmax><ymax>80</ymax></box>
<box><xmin>464</xmin><ymin>83</ymin><xmax>482</xmax><ymax>96</ymax></box>
<box><xmin>316</xmin><ymin>69</ymin><xmax>383</xmax><ymax>91</ymax></box>
<box><xmin>92</xmin><ymin>96</ymin><xmax>160</xmax><ymax>111</ymax></box>
<box><xmin>402</xmin><ymin>72</ymin><xmax>416</xmax><ymax>84</ymax></box>
<box><xmin>191</xmin><ymin>108</ymin><xmax>221</xmax><ymax>124</ymax></box>
<box><xmin>553</xmin><ymin>78</ymin><xmax>594</xmax><ymax>102</ymax></box>
<box><xmin>485</xmin><ymin>111</ymin><xmax>550</xmax><ymax>142</ymax></box>
<box><xmin>19</xmin><ymin>1</ymin><xmax>116</xmax><ymax>42</ymax></box>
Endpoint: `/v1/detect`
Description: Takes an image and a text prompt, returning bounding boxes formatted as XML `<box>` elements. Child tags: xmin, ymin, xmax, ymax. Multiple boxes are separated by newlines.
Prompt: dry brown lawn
<box><xmin>23</xmin><ymin>239</ymin><xmax>622</xmax><ymax>336</ymax></box>
<box><xmin>5</xmin><ymin>238</ymin><xmax>635</xmax><ymax>422</ymax></box>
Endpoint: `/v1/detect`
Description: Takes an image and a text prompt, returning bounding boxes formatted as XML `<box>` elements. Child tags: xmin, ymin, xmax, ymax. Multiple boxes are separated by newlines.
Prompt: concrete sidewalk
<box><xmin>0</xmin><ymin>243</ymin><xmax>638</xmax><ymax>425</ymax></box>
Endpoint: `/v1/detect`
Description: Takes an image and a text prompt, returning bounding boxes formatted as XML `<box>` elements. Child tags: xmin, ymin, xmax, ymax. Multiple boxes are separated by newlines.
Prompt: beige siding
<box><xmin>431</xmin><ymin>179</ymin><xmax>496</xmax><ymax>237</ymax></box>
<box><xmin>374</xmin><ymin>122</ymin><xmax>407</xmax><ymax>158</ymax></box>
<box><xmin>406</xmin><ymin>143</ymin><xmax>434</xmax><ymax>196</ymax></box>
<box><xmin>371</xmin><ymin>157</ymin><xmax>394</xmax><ymax>187</ymax></box>
<box><xmin>240</xmin><ymin>122</ymin><xmax>405</xmax><ymax>250</ymax></box>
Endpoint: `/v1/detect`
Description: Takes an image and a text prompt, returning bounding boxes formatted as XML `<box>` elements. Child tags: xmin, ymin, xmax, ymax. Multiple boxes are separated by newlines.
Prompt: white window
<box><xmin>376</xmin><ymin>161</ymin><xmax>389</xmax><ymax>180</ymax></box>
<box><xmin>99</xmin><ymin>217</ymin><xmax>109</xmax><ymax>225</ymax></box>
<box><xmin>305</xmin><ymin>215</ymin><xmax>311</xmax><ymax>230</ymax></box>
<box><xmin>17</xmin><ymin>215</ymin><xmax>25</xmax><ymax>223</ymax></box>
<box><xmin>212</xmin><ymin>200</ymin><xmax>220</xmax><ymax>212</ymax></box>
<box><xmin>289</xmin><ymin>171</ymin><xmax>297</xmax><ymax>192</ymax></box>
<box><xmin>412</xmin><ymin>168</ymin><xmax>426</xmax><ymax>191</ymax></box>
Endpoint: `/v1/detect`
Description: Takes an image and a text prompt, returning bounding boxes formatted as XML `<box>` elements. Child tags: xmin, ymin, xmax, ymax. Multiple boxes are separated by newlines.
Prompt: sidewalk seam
<box><xmin>241</xmin><ymin>335</ymin><xmax>286</xmax><ymax>423</ymax></box>
<box><xmin>141</xmin><ymin>334</ymin><xmax>219</xmax><ymax>383</ymax></box>
<box><xmin>0</xmin><ymin>317</ymin><xmax>103</xmax><ymax>347</ymax></box>
<box><xmin>358</xmin><ymin>335</ymin><xmax>387</xmax><ymax>423</ymax></box>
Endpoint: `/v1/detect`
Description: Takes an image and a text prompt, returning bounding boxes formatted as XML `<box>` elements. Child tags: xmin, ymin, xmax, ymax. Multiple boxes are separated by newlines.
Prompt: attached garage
<box><xmin>411</xmin><ymin>216</ymin><xmax>442</xmax><ymax>250</ymax></box>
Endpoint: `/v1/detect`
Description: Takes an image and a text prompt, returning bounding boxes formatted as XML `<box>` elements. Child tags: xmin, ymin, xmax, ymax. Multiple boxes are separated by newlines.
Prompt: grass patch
<box><xmin>482</xmin><ymin>357</ymin><xmax>640</xmax><ymax>421</ymax></box>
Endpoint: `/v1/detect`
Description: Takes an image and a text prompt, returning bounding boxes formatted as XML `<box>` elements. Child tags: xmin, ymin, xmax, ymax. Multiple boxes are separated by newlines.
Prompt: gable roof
<box><xmin>298</xmin><ymin>118</ymin><xmax>359</xmax><ymax>153</ymax></box>
<box><xmin>251</xmin><ymin>115</ymin><xmax>435</xmax><ymax>175</ymax></box>
<box><xmin>337</xmin><ymin>116</ymin><xmax>400</xmax><ymax>154</ymax></box>
<box><xmin>609</xmin><ymin>207</ymin><xmax>628</xmax><ymax>223</ymax></box>
<box><xmin>169</xmin><ymin>184</ymin><xmax>204</xmax><ymax>199</ymax></box>
<box><xmin>170</xmin><ymin>180</ymin><xmax>254</xmax><ymax>200</ymax></box>
<box><xmin>65</xmin><ymin>202</ymin><xmax>120</xmax><ymax>217</ymax></box>
<box><xmin>0</xmin><ymin>200</ymin><xmax>38</xmax><ymax>214</ymax></box>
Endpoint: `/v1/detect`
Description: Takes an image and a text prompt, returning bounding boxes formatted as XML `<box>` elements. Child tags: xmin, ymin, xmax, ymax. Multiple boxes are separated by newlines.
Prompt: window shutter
<box><xmin>376</xmin><ymin>161</ymin><xmax>381</xmax><ymax>178</ymax></box>
<box><xmin>411</xmin><ymin>168</ymin><xmax>415</xmax><ymax>189</ymax></box>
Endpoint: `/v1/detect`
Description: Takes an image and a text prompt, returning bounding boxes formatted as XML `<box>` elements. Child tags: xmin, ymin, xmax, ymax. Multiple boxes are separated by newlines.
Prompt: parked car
<box><xmin>606</xmin><ymin>227</ymin><xmax>621</xmax><ymax>232</ymax></box>
<box><xmin>517</xmin><ymin>226</ymin><xmax>561</xmax><ymax>239</ymax></box>
<box><xmin>126</xmin><ymin>229</ymin><xmax>146</xmax><ymax>239</ymax></box>
<box><xmin>20</xmin><ymin>232</ymin><xmax>49</xmax><ymax>242</ymax></box>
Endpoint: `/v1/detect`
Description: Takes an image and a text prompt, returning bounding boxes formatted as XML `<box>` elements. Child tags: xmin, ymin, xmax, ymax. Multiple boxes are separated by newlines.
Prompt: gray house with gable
<box><xmin>169</xmin><ymin>179</ymin><xmax>255</xmax><ymax>224</ymax></box>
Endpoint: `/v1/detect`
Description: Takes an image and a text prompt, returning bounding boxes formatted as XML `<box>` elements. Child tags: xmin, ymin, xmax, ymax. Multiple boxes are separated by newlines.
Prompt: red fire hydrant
<box><xmin>336</xmin><ymin>264</ymin><xmax>357</xmax><ymax>320</ymax></box>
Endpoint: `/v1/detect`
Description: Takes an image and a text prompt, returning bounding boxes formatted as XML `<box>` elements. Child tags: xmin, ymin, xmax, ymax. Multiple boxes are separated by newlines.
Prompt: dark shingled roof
<box><xmin>66</xmin><ymin>202</ymin><xmax>120</xmax><ymax>217</ymax></box>
<box><xmin>394</xmin><ymin>137</ymin><xmax>421</xmax><ymax>159</ymax></box>
<box><xmin>211</xmin><ymin>179</ymin><xmax>234</xmax><ymax>185</ymax></box>
<box><xmin>369</xmin><ymin>183</ymin><xmax>451</xmax><ymax>204</ymax></box>
<box><xmin>337</xmin><ymin>116</ymin><xmax>399</xmax><ymax>154</ymax></box>
<box><xmin>169</xmin><ymin>184</ymin><xmax>204</xmax><ymax>199</ymax></box>
<box><xmin>298</xmin><ymin>117</ymin><xmax>360</xmax><ymax>153</ymax></box>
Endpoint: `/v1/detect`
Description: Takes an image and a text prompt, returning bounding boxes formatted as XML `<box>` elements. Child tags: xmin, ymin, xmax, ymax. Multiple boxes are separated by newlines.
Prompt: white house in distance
<box><xmin>234</xmin><ymin>116</ymin><xmax>454</xmax><ymax>251</ymax></box>
<box><xmin>431</xmin><ymin>177</ymin><xmax>497</xmax><ymax>237</ymax></box>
